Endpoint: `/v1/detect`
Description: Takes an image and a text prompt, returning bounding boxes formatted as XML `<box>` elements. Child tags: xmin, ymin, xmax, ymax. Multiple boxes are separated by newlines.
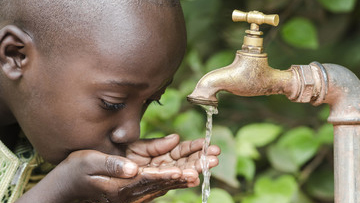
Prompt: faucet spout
<box><xmin>187</xmin><ymin>51</ymin><xmax>298</xmax><ymax>106</ymax></box>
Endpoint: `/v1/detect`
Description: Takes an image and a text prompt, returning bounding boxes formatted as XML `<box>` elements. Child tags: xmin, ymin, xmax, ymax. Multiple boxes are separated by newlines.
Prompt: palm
<box><xmin>125</xmin><ymin>134</ymin><xmax>220</xmax><ymax>173</ymax></box>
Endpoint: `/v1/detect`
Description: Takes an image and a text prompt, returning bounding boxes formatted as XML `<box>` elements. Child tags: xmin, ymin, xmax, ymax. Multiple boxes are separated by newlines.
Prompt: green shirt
<box><xmin>0</xmin><ymin>133</ymin><xmax>40</xmax><ymax>203</ymax></box>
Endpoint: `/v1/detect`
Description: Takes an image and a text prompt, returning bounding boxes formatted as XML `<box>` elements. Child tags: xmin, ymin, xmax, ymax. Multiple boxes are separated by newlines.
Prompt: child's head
<box><xmin>0</xmin><ymin>0</ymin><xmax>186</xmax><ymax>164</ymax></box>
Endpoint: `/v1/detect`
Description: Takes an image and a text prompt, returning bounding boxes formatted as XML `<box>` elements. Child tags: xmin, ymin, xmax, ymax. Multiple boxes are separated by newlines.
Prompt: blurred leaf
<box><xmin>205</xmin><ymin>50</ymin><xmax>235</xmax><ymax>72</ymax></box>
<box><xmin>211</xmin><ymin>125</ymin><xmax>240</xmax><ymax>188</ymax></box>
<box><xmin>236</xmin><ymin>140</ymin><xmax>260</xmax><ymax>159</ymax></box>
<box><xmin>144</xmin><ymin>88</ymin><xmax>181</xmax><ymax>120</ymax></box>
<box><xmin>291</xmin><ymin>190</ymin><xmax>314</xmax><ymax>203</ymax></box>
<box><xmin>140</xmin><ymin>120</ymin><xmax>148</xmax><ymax>138</ymax></box>
<box><xmin>281</xmin><ymin>17</ymin><xmax>319</xmax><ymax>49</ymax></box>
<box><xmin>187</xmin><ymin>49</ymin><xmax>203</xmax><ymax>75</ymax></box>
<box><xmin>267</xmin><ymin>144</ymin><xmax>298</xmax><ymax>173</ymax></box>
<box><xmin>305</xmin><ymin>167</ymin><xmax>334</xmax><ymax>201</ymax></box>
<box><xmin>277</xmin><ymin>127</ymin><xmax>319</xmax><ymax>166</ymax></box>
<box><xmin>208</xmin><ymin>188</ymin><xmax>235</xmax><ymax>203</ymax></box>
<box><xmin>153</xmin><ymin>189</ymin><xmax>201</xmax><ymax>203</ymax></box>
<box><xmin>236</xmin><ymin>123</ymin><xmax>283</xmax><ymax>147</ymax></box>
<box><xmin>172</xmin><ymin>190</ymin><xmax>201</xmax><ymax>203</ymax></box>
<box><xmin>143</xmin><ymin>131</ymin><xmax>166</xmax><ymax>139</ymax></box>
<box><xmin>237</xmin><ymin>156</ymin><xmax>256</xmax><ymax>181</ymax></box>
<box><xmin>318</xmin><ymin>105</ymin><xmax>330</xmax><ymax>121</ymax></box>
<box><xmin>243</xmin><ymin>195</ymin><xmax>291</xmax><ymax>203</ymax></box>
<box><xmin>242</xmin><ymin>175</ymin><xmax>298</xmax><ymax>203</ymax></box>
<box><xmin>316</xmin><ymin>123</ymin><xmax>334</xmax><ymax>145</ymax></box>
<box><xmin>317</xmin><ymin>0</ymin><xmax>356</xmax><ymax>13</ymax></box>
<box><xmin>178</xmin><ymin>78</ymin><xmax>198</xmax><ymax>98</ymax></box>
<box><xmin>255</xmin><ymin>175</ymin><xmax>297</xmax><ymax>198</ymax></box>
<box><xmin>268</xmin><ymin>127</ymin><xmax>319</xmax><ymax>172</ymax></box>
<box><xmin>173</xmin><ymin>110</ymin><xmax>204</xmax><ymax>140</ymax></box>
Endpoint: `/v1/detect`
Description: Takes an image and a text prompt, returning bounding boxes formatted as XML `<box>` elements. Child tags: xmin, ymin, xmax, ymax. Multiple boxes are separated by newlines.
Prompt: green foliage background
<box><xmin>142</xmin><ymin>0</ymin><xmax>360</xmax><ymax>202</ymax></box>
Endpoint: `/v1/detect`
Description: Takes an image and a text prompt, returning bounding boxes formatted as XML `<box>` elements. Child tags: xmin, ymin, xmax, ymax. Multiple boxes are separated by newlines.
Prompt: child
<box><xmin>0</xmin><ymin>0</ymin><xmax>220</xmax><ymax>202</ymax></box>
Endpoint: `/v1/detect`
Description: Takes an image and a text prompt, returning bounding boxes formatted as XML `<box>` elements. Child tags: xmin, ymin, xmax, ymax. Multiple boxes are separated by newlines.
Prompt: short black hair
<box><xmin>0</xmin><ymin>0</ymin><xmax>182</xmax><ymax>56</ymax></box>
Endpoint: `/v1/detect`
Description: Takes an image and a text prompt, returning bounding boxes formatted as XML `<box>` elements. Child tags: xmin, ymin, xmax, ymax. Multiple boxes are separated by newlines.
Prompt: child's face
<box><xmin>13</xmin><ymin>5</ymin><xmax>186</xmax><ymax>164</ymax></box>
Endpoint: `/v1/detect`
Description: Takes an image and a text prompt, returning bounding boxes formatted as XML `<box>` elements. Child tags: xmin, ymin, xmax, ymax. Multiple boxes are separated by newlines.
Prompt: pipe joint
<box><xmin>290</xmin><ymin>62</ymin><xmax>328</xmax><ymax>106</ymax></box>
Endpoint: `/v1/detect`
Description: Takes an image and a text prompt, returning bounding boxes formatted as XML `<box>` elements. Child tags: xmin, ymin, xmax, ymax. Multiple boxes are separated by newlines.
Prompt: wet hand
<box><xmin>77</xmin><ymin>134</ymin><xmax>220</xmax><ymax>203</ymax></box>
<box><xmin>18</xmin><ymin>135</ymin><xmax>220</xmax><ymax>203</ymax></box>
<box><xmin>126</xmin><ymin>134</ymin><xmax>220</xmax><ymax>185</ymax></box>
<box><xmin>120</xmin><ymin>134</ymin><xmax>221</xmax><ymax>202</ymax></box>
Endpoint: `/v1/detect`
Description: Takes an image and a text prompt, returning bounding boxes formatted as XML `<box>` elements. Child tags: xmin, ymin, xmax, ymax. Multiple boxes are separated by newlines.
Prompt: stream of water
<box><xmin>200</xmin><ymin>105</ymin><xmax>218</xmax><ymax>203</ymax></box>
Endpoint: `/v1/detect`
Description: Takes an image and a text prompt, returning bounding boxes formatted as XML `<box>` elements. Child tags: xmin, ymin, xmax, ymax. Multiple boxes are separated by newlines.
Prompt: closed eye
<box><xmin>100</xmin><ymin>99</ymin><xmax>126</xmax><ymax>111</ymax></box>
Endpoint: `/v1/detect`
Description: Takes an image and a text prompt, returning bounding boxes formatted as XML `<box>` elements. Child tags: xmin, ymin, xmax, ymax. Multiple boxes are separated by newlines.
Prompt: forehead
<box><xmin>86</xmin><ymin>3</ymin><xmax>185</xmax><ymax>79</ymax></box>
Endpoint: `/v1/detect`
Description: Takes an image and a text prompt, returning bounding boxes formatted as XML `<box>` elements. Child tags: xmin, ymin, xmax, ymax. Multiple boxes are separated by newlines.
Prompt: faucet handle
<box><xmin>232</xmin><ymin>10</ymin><xmax>279</xmax><ymax>54</ymax></box>
<box><xmin>232</xmin><ymin>10</ymin><xmax>279</xmax><ymax>27</ymax></box>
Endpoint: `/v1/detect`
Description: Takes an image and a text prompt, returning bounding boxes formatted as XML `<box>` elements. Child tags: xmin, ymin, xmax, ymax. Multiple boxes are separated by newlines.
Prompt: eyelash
<box><xmin>145</xmin><ymin>99</ymin><xmax>163</xmax><ymax>106</ymax></box>
<box><xmin>100</xmin><ymin>99</ymin><xmax>162</xmax><ymax>111</ymax></box>
<box><xmin>100</xmin><ymin>99</ymin><xmax>126</xmax><ymax>111</ymax></box>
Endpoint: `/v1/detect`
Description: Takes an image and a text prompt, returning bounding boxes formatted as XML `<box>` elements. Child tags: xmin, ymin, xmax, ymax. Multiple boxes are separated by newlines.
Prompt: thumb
<box><xmin>128</xmin><ymin>134</ymin><xmax>180</xmax><ymax>157</ymax></box>
<box><xmin>82</xmin><ymin>151</ymin><xmax>138</xmax><ymax>178</ymax></box>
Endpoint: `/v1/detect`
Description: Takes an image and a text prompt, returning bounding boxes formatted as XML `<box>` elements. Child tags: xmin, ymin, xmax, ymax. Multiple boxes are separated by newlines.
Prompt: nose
<box><xmin>110</xmin><ymin>119</ymin><xmax>140</xmax><ymax>144</ymax></box>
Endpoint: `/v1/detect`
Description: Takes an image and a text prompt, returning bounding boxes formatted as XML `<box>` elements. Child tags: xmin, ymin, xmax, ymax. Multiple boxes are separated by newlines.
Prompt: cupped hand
<box><xmin>89</xmin><ymin>134</ymin><xmax>220</xmax><ymax>203</ymax></box>
<box><xmin>126</xmin><ymin>134</ymin><xmax>220</xmax><ymax>186</ymax></box>
<box><xmin>17</xmin><ymin>135</ymin><xmax>220</xmax><ymax>203</ymax></box>
<box><xmin>104</xmin><ymin>134</ymin><xmax>220</xmax><ymax>203</ymax></box>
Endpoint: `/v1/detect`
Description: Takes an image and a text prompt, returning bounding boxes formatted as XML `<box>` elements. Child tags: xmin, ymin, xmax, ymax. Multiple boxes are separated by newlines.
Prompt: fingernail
<box><xmin>171</xmin><ymin>173</ymin><xmax>181</xmax><ymax>179</ymax></box>
<box><xmin>123</xmin><ymin>162</ymin><xmax>137</xmax><ymax>176</ymax></box>
<box><xmin>166</xmin><ymin>134</ymin><xmax>177</xmax><ymax>139</ymax></box>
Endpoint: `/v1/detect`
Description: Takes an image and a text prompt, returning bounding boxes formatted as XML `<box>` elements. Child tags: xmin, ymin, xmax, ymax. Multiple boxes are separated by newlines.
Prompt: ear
<box><xmin>0</xmin><ymin>25</ymin><xmax>34</xmax><ymax>80</ymax></box>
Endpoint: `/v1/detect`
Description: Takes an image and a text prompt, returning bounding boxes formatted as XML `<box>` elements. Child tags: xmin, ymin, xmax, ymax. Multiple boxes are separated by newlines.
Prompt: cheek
<box><xmin>18</xmin><ymin>93</ymin><xmax>109</xmax><ymax>161</ymax></box>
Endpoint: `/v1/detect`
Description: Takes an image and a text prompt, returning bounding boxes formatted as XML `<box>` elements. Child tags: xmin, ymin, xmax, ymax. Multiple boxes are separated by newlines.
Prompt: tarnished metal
<box><xmin>187</xmin><ymin>10</ymin><xmax>360</xmax><ymax>203</ymax></box>
<box><xmin>333</xmin><ymin>126</ymin><xmax>360</xmax><ymax>203</ymax></box>
<box><xmin>232</xmin><ymin>10</ymin><xmax>279</xmax><ymax>26</ymax></box>
<box><xmin>231</xmin><ymin>10</ymin><xmax>279</xmax><ymax>55</ymax></box>
<box><xmin>186</xmin><ymin>51</ymin><xmax>296</xmax><ymax>106</ymax></box>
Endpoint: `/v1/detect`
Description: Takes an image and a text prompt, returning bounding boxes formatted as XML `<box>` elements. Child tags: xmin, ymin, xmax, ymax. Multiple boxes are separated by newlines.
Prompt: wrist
<box><xmin>17</xmin><ymin>166</ymin><xmax>76</xmax><ymax>203</ymax></box>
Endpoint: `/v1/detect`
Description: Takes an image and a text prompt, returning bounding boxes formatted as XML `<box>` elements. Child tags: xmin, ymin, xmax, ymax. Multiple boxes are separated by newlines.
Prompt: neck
<box><xmin>0</xmin><ymin>102</ymin><xmax>16</xmax><ymax>126</ymax></box>
<box><xmin>0</xmin><ymin>89</ymin><xmax>16</xmax><ymax>126</ymax></box>
<box><xmin>0</xmin><ymin>93</ymin><xmax>19</xmax><ymax>150</ymax></box>
<box><xmin>0</xmin><ymin>123</ymin><xmax>20</xmax><ymax>151</ymax></box>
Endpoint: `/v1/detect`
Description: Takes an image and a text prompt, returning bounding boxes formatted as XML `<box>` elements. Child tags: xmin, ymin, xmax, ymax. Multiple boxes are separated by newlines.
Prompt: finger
<box><xmin>181</xmin><ymin>168</ymin><xmax>198</xmax><ymax>183</ymax></box>
<box><xmin>149</xmin><ymin>145</ymin><xmax>220</xmax><ymax>167</ymax></box>
<box><xmin>176</xmin><ymin>155</ymin><xmax>219</xmax><ymax>173</ymax></box>
<box><xmin>169</xmin><ymin>138</ymin><xmax>204</xmax><ymax>160</ymax></box>
<box><xmin>187</xmin><ymin>178</ymin><xmax>201</xmax><ymax>188</ymax></box>
<box><xmin>178</xmin><ymin>168</ymin><xmax>200</xmax><ymax>187</ymax></box>
<box><xmin>81</xmin><ymin>151</ymin><xmax>138</xmax><ymax>178</ymax></box>
<box><xmin>127</xmin><ymin>134</ymin><xmax>180</xmax><ymax>157</ymax></box>
<box><xmin>150</xmin><ymin>152</ymin><xmax>175</xmax><ymax>167</ymax></box>
<box><xmin>186</xmin><ymin>145</ymin><xmax>221</xmax><ymax>162</ymax></box>
<box><xmin>140</xmin><ymin>166</ymin><xmax>182</xmax><ymax>180</ymax></box>
<box><xmin>114</xmin><ymin>174</ymin><xmax>187</xmax><ymax>203</ymax></box>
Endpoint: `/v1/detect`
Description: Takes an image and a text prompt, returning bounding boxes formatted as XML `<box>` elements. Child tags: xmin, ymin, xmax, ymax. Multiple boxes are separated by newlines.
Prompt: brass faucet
<box><xmin>187</xmin><ymin>10</ymin><xmax>360</xmax><ymax>203</ymax></box>
<box><xmin>187</xmin><ymin>10</ymin><xmax>298</xmax><ymax>106</ymax></box>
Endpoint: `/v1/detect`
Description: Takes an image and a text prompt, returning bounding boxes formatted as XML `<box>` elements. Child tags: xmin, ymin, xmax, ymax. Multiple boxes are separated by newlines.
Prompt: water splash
<box><xmin>200</xmin><ymin>105</ymin><xmax>218</xmax><ymax>203</ymax></box>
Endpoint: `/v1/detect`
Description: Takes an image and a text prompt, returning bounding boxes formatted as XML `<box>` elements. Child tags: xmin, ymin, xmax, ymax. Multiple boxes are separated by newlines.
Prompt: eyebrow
<box><xmin>105</xmin><ymin>80</ymin><xmax>149</xmax><ymax>89</ymax></box>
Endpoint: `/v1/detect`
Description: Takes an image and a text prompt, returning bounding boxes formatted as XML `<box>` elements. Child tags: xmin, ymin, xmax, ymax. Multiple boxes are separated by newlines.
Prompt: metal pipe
<box><xmin>318</xmin><ymin>64</ymin><xmax>360</xmax><ymax>203</ymax></box>
<box><xmin>333</xmin><ymin>125</ymin><xmax>360</xmax><ymax>203</ymax></box>
<box><xmin>187</xmin><ymin>61</ymin><xmax>360</xmax><ymax>202</ymax></box>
